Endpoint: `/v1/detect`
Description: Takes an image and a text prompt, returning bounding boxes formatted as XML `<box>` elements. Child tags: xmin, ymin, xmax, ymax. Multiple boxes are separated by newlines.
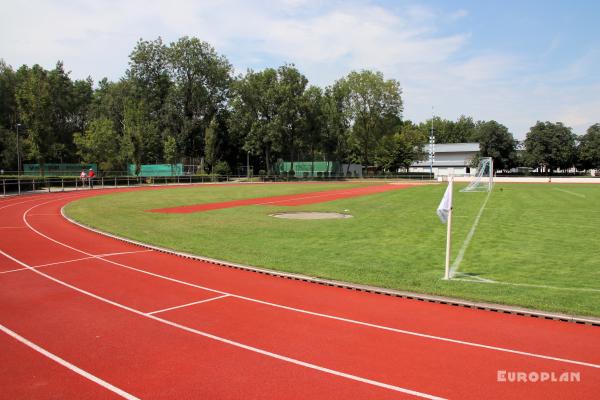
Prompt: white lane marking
<box><xmin>554</xmin><ymin>188</ymin><xmax>586</xmax><ymax>198</ymax></box>
<box><xmin>0</xmin><ymin>250</ymin><xmax>153</xmax><ymax>275</ymax></box>
<box><xmin>452</xmin><ymin>278</ymin><xmax>600</xmax><ymax>293</ymax></box>
<box><xmin>0</xmin><ymin>323</ymin><xmax>140</xmax><ymax>400</ymax></box>
<box><xmin>147</xmin><ymin>294</ymin><xmax>230</xmax><ymax>315</ymax></box>
<box><xmin>0</xmin><ymin>250</ymin><xmax>446</xmax><ymax>400</ymax></box>
<box><xmin>449</xmin><ymin>190</ymin><xmax>492</xmax><ymax>278</ymax></box>
<box><xmin>21</xmin><ymin>198</ymin><xmax>600</xmax><ymax>370</ymax></box>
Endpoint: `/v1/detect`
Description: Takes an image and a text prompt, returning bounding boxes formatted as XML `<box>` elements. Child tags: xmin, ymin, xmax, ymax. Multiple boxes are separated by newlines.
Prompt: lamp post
<box><xmin>16</xmin><ymin>123</ymin><xmax>21</xmax><ymax>175</ymax></box>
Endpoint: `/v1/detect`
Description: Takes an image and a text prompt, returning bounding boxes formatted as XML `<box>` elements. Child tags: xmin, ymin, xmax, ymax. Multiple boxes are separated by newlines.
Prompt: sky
<box><xmin>1</xmin><ymin>0</ymin><xmax>599</xmax><ymax>139</ymax></box>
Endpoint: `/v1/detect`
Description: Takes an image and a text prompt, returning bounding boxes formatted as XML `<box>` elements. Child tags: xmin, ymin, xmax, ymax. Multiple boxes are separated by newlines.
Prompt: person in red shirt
<box><xmin>88</xmin><ymin>168</ymin><xmax>96</xmax><ymax>189</ymax></box>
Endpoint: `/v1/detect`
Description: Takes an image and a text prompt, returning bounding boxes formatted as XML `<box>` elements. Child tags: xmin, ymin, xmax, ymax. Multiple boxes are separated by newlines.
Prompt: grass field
<box><xmin>65</xmin><ymin>181</ymin><xmax>600</xmax><ymax>317</ymax></box>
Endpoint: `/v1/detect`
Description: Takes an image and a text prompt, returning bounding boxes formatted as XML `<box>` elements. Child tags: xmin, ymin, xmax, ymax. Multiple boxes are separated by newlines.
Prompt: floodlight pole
<box><xmin>16</xmin><ymin>123</ymin><xmax>21</xmax><ymax>195</ymax></box>
<box><xmin>444</xmin><ymin>172</ymin><xmax>454</xmax><ymax>280</ymax></box>
<box><xmin>429</xmin><ymin>107</ymin><xmax>435</xmax><ymax>179</ymax></box>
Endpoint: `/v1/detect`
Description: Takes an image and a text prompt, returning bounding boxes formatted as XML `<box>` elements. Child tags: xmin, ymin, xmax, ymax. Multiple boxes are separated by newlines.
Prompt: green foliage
<box><xmin>524</xmin><ymin>121</ymin><xmax>577</xmax><ymax>171</ymax></box>
<box><xmin>338</xmin><ymin>70</ymin><xmax>403</xmax><ymax>166</ymax></box>
<box><xmin>475</xmin><ymin>120</ymin><xmax>517</xmax><ymax>171</ymax></box>
<box><xmin>212</xmin><ymin>160</ymin><xmax>231</xmax><ymax>175</ymax></box>
<box><xmin>1</xmin><ymin>37</ymin><xmax>596</xmax><ymax>177</ymax></box>
<box><xmin>74</xmin><ymin>118</ymin><xmax>121</xmax><ymax>172</ymax></box>
<box><xmin>578</xmin><ymin>123</ymin><xmax>600</xmax><ymax>170</ymax></box>
<box><xmin>376</xmin><ymin>121</ymin><xmax>427</xmax><ymax>172</ymax></box>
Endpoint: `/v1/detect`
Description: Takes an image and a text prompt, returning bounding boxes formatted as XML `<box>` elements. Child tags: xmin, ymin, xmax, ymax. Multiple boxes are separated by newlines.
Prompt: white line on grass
<box><xmin>553</xmin><ymin>188</ymin><xmax>586</xmax><ymax>198</ymax></box>
<box><xmin>17</xmin><ymin>198</ymin><xmax>600</xmax><ymax>370</ymax></box>
<box><xmin>0</xmin><ymin>323</ymin><xmax>140</xmax><ymax>400</ymax></box>
<box><xmin>0</xmin><ymin>249</ymin><xmax>447</xmax><ymax>400</ymax></box>
<box><xmin>147</xmin><ymin>294</ymin><xmax>230</xmax><ymax>315</ymax></box>
<box><xmin>449</xmin><ymin>190</ymin><xmax>492</xmax><ymax>278</ymax></box>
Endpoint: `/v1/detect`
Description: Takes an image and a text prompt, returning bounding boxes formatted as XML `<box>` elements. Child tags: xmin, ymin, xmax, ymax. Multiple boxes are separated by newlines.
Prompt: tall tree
<box><xmin>301</xmin><ymin>85</ymin><xmax>324</xmax><ymax>174</ymax></box>
<box><xmin>321</xmin><ymin>83</ymin><xmax>351</xmax><ymax>174</ymax></box>
<box><xmin>73</xmin><ymin>118</ymin><xmax>121</xmax><ymax>172</ymax></box>
<box><xmin>166</xmin><ymin>37</ymin><xmax>232</xmax><ymax>164</ymax></box>
<box><xmin>274</xmin><ymin>64</ymin><xmax>308</xmax><ymax>172</ymax></box>
<box><xmin>475</xmin><ymin>120</ymin><xmax>517</xmax><ymax>171</ymax></box>
<box><xmin>375</xmin><ymin>121</ymin><xmax>427</xmax><ymax>172</ymax></box>
<box><xmin>0</xmin><ymin>60</ymin><xmax>18</xmax><ymax>170</ymax></box>
<box><xmin>230</xmin><ymin>68</ymin><xmax>281</xmax><ymax>173</ymax></box>
<box><xmin>578</xmin><ymin>123</ymin><xmax>600</xmax><ymax>170</ymax></box>
<box><xmin>524</xmin><ymin>121</ymin><xmax>577</xmax><ymax>172</ymax></box>
<box><xmin>15</xmin><ymin>64</ymin><xmax>55</xmax><ymax>172</ymax></box>
<box><xmin>339</xmin><ymin>70</ymin><xmax>403</xmax><ymax>166</ymax></box>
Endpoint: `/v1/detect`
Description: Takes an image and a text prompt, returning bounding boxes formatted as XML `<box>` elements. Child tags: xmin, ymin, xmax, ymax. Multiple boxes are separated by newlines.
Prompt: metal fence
<box><xmin>1</xmin><ymin>173</ymin><xmax>434</xmax><ymax>197</ymax></box>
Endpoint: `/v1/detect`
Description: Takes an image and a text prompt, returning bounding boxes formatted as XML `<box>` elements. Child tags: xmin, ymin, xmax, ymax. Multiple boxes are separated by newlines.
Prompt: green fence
<box><xmin>24</xmin><ymin>163</ymin><xmax>98</xmax><ymax>176</ymax></box>
<box><xmin>276</xmin><ymin>161</ymin><xmax>340</xmax><ymax>177</ymax></box>
<box><xmin>128</xmin><ymin>164</ymin><xmax>183</xmax><ymax>177</ymax></box>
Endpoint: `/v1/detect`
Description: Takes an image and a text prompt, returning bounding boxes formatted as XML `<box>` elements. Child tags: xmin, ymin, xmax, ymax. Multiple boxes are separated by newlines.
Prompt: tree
<box><xmin>523</xmin><ymin>121</ymin><xmax>577</xmax><ymax>172</ymax></box>
<box><xmin>578</xmin><ymin>123</ymin><xmax>600</xmax><ymax>170</ymax></box>
<box><xmin>375</xmin><ymin>121</ymin><xmax>427</xmax><ymax>172</ymax></box>
<box><xmin>0</xmin><ymin>60</ymin><xmax>18</xmax><ymax>170</ymax></box>
<box><xmin>122</xmin><ymin>100</ymin><xmax>159</xmax><ymax>175</ymax></box>
<box><xmin>15</xmin><ymin>64</ymin><xmax>55</xmax><ymax>172</ymax></box>
<box><xmin>230</xmin><ymin>68</ymin><xmax>281</xmax><ymax>174</ymax></box>
<box><xmin>163</xmin><ymin>135</ymin><xmax>178</xmax><ymax>175</ymax></box>
<box><xmin>339</xmin><ymin>70</ymin><xmax>403</xmax><ymax>166</ymax></box>
<box><xmin>475</xmin><ymin>120</ymin><xmax>517</xmax><ymax>171</ymax></box>
<box><xmin>321</xmin><ymin>83</ymin><xmax>351</xmax><ymax>174</ymax></box>
<box><xmin>300</xmin><ymin>85</ymin><xmax>324</xmax><ymax>175</ymax></box>
<box><xmin>274</xmin><ymin>64</ymin><xmax>308</xmax><ymax>172</ymax></box>
<box><xmin>73</xmin><ymin>118</ymin><xmax>121</xmax><ymax>172</ymax></box>
<box><xmin>166</xmin><ymin>37</ymin><xmax>232</xmax><ymax>164</ymax></box>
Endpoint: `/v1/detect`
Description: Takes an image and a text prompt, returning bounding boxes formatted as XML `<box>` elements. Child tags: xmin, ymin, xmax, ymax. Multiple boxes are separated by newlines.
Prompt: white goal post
<box><xmin>461</xmin><ymin>157</ymin><xmax>493</xmax><ymax>192</ymax></box>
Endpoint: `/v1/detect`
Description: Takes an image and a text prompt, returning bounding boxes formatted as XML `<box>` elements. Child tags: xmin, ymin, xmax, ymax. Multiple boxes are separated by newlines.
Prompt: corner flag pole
<box><xmin>444</xmin><ymin>174</ymin><xmax>454</xmax><ymax>280</ymax></box>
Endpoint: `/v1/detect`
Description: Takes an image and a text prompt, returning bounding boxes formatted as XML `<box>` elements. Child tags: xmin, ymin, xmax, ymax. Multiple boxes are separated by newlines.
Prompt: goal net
<box><xmin>461</xmin><ymin>157</ymin><xmax>493</xmax><ymax>192</ymax></box>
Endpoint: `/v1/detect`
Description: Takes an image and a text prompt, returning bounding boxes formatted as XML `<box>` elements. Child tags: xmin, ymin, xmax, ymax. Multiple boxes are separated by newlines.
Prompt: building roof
<box><xmin>426</xmin><ymin>143</ymin><xmax>479</xmax><ymax>153</ymax></box>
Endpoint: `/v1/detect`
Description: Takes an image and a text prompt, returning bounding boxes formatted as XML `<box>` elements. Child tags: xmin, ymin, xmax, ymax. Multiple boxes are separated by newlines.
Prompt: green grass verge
<box><xmin>64</xmin><ymin>182</ymin><xmax>600</xmax><ymax>317</ymax></box>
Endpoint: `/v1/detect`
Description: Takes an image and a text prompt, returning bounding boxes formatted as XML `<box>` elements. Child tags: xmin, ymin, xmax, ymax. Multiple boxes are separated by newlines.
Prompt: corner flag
<box><xmin>437</xmin><ymin>177</ymin><xmax>454</xmax><ymax>280</ymax></box>
<box><xmin>437</xmin><ymin>179</ymin><xmax>453</xmax><ymax>223</ymax></box>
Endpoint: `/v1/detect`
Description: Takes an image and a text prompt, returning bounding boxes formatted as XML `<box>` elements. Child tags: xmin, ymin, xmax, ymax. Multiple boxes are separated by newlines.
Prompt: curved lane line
<box><xmin>0</xmin><ymin>249</ymin><xmax>446</xmax><ymax>400</ymax></box>
<box><xmin>18</xmin><ymin>196</ymin><xmax>600</xmax><ymax>370</ymax></box>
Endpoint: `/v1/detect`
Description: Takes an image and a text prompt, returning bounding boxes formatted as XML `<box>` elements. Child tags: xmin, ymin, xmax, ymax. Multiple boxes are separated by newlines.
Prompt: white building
<box><xmin>410</xmin><ymin>143</ymin><xmax>479</xmax><ymax>177</ymax></box>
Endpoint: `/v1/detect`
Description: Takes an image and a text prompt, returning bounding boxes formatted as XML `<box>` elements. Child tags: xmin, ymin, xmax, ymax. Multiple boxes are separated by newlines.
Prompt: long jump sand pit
<box><xmin>270</xmin><ymin>211</ymin><xmax>353</xmax><ymax>220</ymax></box>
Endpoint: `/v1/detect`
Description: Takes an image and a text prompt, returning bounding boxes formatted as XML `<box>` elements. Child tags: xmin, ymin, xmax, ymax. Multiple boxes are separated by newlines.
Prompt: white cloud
<box><xmin>0</xmin><ymin>0</ymin><xmax>598</xmax><ymax>139</ymax></box>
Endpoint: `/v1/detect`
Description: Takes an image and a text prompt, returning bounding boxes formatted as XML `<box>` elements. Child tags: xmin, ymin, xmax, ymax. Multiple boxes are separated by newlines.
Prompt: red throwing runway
<box><xmin>1</xmin><ymin>185</ymin><xmax>599</xmax><ymax>399</ymax></box>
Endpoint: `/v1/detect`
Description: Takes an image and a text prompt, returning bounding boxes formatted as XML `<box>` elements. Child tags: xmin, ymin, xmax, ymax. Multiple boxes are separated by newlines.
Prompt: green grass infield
<box><xmin>64</xmin><ymin>181</ymin><xmax>600</xmax><ymax>317</ymax></box>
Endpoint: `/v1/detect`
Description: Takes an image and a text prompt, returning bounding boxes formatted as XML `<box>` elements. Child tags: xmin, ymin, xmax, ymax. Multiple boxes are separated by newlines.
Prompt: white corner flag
<box><xmin>436</xmin><ymin>177</ymin><xmax>454</xmax><ymax>279</ymax></box>
<box><xmin>437</xmin><ymin>179</ymin><xmax>453</xmax><ymax>223</ymax></box>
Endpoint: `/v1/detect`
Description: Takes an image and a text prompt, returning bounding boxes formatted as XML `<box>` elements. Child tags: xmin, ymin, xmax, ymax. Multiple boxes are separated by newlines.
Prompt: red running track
<box><xmin>1</xmin><ymin>186</ymin><xmax>599</xmax><ymax>399</ymax></box>
<box><xmin>149</xmin><ymin>183</ymin><xmax>417</xmax><ymax>213</ymax></box>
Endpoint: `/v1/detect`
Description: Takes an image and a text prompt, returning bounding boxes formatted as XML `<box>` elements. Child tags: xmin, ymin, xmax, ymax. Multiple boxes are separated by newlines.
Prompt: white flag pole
<box><xmin>444</xmin><ymin>173</ymin><xmax>454</xmax><ymax>280</ymax></box>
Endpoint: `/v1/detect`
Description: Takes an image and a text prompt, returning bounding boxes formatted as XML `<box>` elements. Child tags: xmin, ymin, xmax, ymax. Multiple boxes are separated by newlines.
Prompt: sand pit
<box><xmin>270</xmin><ymin>212</ymin><xmax>353</xmax><ymax>220</ymax></box>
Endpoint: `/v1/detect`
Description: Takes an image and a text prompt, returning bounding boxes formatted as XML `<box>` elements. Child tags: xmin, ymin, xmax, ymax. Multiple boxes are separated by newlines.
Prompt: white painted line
<box><xmin>0</xmin><ymin>250</ymin><xmax>152</xmax><ymax>275</ymax></box>
<box><xmin>0</xmin><ymin>323</ymin><xmax>139</xmax><ymax>400</ymax></box>
<box><xmin>0</xmin><ymin>250</ymin><xmax>446</xmax><ymax>400</ymax></box>
<box><xmin>147</xmin><ymin>294</ymin><xmax>230</xmax><ymax>315</ymax></box>
<box><xmin>449</xmin><ymin>190</ymin><xmax>492</xmax><ymax>278</ymax></box>
<box><xmin>20</xmin><ymin>199</ymin><xmax>600</xmax><ymax>370</ymax></box>
<box><xmin>554</xmin><ymin>188</ymin><xmax>586</xmax><ymax>198</ymax></box>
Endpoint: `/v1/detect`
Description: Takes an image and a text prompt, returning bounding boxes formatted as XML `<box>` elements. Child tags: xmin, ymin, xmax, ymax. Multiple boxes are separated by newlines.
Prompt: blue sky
<box><xmin>1</xmin><ymin>0</ymin><xmax>598</xmax><ymax>139</ymax></box>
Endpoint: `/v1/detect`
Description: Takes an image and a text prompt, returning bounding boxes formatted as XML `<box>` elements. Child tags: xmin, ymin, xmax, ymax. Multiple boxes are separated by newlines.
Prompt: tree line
<box><xmin>1</xmin><ymin>36</ymin><xmax>599</xmax><ymax>175</ymax></box>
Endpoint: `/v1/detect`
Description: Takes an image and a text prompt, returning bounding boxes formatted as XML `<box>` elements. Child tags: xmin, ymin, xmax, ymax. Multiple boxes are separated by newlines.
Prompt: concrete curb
<box><xmin>61</xmin><ymin>206</ymin><xmax>600</xmax><ymax>327</ymax></box>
